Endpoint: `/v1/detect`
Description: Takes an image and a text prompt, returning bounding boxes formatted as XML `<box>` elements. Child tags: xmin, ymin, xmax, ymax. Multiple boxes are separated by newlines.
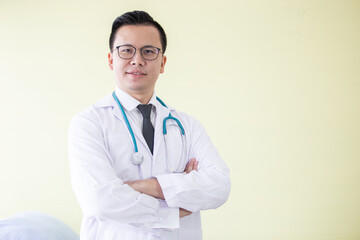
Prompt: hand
<box><xmin>179</xmin><ymin>208</ymin><xmax>192</xmax><ymax>218</ymax></box>
<box><xmin>184</xmin><ymin>158</ymin><xmax>199</xmax><ymax>174</ymax></box>
<box><xmin>125</xmin><ymin>178</ymin><xmax>165</xmax><ymax>200</ymax></box>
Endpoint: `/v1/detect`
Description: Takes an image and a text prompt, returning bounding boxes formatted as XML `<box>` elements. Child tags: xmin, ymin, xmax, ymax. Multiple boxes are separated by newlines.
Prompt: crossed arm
<box><xmin>125</xmin><ymin>158</ymin><xmax>199</xmax><ymax>218</ymax></box>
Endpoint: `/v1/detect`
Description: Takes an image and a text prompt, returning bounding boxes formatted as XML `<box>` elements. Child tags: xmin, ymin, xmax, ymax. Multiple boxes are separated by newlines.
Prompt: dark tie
<box><xmin>137</xmin><ymin>104</ymin><xmax>154</xmax><ymax>154</ymax></box>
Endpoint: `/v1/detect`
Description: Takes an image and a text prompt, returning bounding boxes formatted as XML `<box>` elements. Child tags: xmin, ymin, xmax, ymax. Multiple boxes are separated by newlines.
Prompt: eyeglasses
<box><xmin>113</xmin><ymin>44</ymin><xmax>162</xmax><ymax>61</ymax></box>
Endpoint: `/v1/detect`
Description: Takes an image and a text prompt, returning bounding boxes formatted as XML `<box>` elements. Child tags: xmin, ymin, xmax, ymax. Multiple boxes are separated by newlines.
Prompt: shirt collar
<box><xmin>115</xmin><ymin>86</ymin><xmax>157</xmax><ymax>111</ymax></box>
<box><xmin>94</xmin><ymin>87</ymin><xmax>172</xmax><ymax>112</ymax></box>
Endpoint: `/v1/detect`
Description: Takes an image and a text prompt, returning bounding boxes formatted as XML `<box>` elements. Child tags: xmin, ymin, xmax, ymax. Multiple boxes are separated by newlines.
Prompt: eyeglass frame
<box><xmin>112</xmin><ymin>44</ymin><xmax>163</xmax><ymax>61</ymax></box>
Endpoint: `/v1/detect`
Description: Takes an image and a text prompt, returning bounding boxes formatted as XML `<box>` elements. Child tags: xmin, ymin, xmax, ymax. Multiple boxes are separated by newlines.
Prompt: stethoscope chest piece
<box><xmin>131</xmin><ymin>152</ymin><xmax>144</xmax><ymax>165</ymax></box>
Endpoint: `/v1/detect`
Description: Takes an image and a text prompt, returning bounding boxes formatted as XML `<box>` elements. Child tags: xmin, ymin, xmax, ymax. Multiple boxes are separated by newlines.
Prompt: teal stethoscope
<box><xmin>112</xmin><ymin>92</ymin><xmax>187</xmax><ymax>177</ymax></box>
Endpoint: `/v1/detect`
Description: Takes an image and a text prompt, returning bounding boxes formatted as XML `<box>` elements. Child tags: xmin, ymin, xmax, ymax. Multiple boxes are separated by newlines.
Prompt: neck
<box><xmin>119</xmin><ymin>88</ymin><xmax>153</xmax><ymax>104</ymax></box>
<box><xmin>132</xmin><ymin>93</ymin><xmax>152</xmax><ymax>104</ymax></box>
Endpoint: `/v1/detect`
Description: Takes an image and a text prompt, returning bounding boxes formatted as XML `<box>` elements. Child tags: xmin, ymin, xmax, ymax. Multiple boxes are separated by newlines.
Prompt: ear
<box><xmin>160</xmin><ymin>55</ymin><xmax>167</xmax><ymax>73</ymax></box>
<box><xmin>108</xmin><ymin>52</ymin><xmax>114</xmax><ymax>70</ymax></box>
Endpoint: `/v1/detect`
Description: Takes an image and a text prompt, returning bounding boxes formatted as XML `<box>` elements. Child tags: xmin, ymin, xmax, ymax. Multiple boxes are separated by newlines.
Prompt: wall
<box><xmin>0</xmin><ymin>0</ymin><xmax>359</xmax><ymax>239</ymax></box>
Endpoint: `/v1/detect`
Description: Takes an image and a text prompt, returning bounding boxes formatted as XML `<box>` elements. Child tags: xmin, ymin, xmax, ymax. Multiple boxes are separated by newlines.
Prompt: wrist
<box><xmin>152</xmin><ymin>178</ymin><xmax>165</xmax><ymax>200</ymax></box>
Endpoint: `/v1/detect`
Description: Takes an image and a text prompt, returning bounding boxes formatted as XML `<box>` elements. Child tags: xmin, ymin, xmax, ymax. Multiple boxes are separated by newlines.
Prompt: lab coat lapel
<box><xmin>111</xmin><ymin>102</ymin><xmax>125</xmax><ymax>122</ymax></box>
<box><xmin>104</xmin><ymin>95</ymin><xmax>139</xmax><ymax>145</ymax></box>
<box><xmin>153</xmin><ymin>104</ymin><xmax>170</xmax><ymax>158</ymax></box>
<box><xmin>127</xmin><ymin>120</ymin><xmax>149</xmax><ymax>154</ymax></box>
<box><xmin>95</xmin><ymin>93</ymin><xmax>152</xmax><ymax>156</ymax></box>
<box><xmin>103</xmin><ymin>95</ymin><xmax>150</xmax><ymax>154</ymax></box>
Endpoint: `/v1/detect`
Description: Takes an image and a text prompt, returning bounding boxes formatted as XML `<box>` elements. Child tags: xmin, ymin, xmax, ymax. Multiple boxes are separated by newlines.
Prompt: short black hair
<box><xmin>109</xmin><ymin>10</ymin><xmax>167</xmax><ymax>53</ymax></box>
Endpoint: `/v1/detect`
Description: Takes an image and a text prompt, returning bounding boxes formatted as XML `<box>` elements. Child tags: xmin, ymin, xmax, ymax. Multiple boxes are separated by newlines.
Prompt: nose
<box><xmin>130</xmin><ymin>50</ymin><xmax>145</xmax><ymax>66</ymax></box>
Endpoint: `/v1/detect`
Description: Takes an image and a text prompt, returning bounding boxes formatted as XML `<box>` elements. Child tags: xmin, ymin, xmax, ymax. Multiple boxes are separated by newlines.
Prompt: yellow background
<box><xmin>1</xmin><ymin>0</ymin><xmax>359</xmax><ymax>239</ymax></box>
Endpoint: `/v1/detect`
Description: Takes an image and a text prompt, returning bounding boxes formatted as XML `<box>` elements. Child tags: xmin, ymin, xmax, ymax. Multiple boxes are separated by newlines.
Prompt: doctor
<box><xmin>68</xmin><ymin>10</ymin><xmax>230</xmax><ymax>240</ymax></box>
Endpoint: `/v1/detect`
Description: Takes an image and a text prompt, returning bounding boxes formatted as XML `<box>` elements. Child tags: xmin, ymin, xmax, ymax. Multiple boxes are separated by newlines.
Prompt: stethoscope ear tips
<box><xmin>131</xmin><ymin>152</ymin><xmax>144</xmax><ymax>165</ymax></box>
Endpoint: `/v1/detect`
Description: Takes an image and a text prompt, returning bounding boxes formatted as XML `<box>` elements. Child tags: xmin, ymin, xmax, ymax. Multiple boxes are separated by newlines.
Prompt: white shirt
<box><xmin>68</xmin><ymin>88</ymin><xmax>231</xmax><ymax>240</ymax></box>
<box><xmin>114</xmin><ymin>87</ymin><xmax>157</xmax><ymax>130</ymax></box>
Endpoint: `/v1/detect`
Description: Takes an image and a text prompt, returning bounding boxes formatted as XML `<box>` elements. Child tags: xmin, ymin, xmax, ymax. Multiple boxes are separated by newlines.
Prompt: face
<box><xmin>108</xmin><ymin>25</ymin><xmax>167</xmax><ymax>102</ymax></box>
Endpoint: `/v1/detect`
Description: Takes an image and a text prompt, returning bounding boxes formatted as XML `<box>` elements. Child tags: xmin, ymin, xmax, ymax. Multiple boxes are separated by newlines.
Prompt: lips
<box><xmin>126</xmin><ymin>70</ymin><xmax>146</xmax><ymax>76</ymax></box>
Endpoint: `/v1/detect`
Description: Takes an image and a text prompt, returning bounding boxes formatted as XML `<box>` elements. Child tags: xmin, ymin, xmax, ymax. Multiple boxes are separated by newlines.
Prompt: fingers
<box><xmin>194</xmin><ymin>160</ymin><xmax>199</xmax><ymax>171</ymax></box>
<box><xmin>184</xmin><ymin>159</ymin><xmax>193</xmax><ymax>173</ymax></box>
<box><xmin>184</xmin><ymin>158</ymin><xmax>199</xmax><ymax>174</ymax></box>
<box><xmin>187</xmin><ymin>158</ymin><xmax>195</xmax><ymax>172</ymax></box>
<box><xmin>184</xmin><ymin>162</ymin><xmax>189</xmax><ymax>174</ymax></box>
<box><xmin>179</xmin><ymin>208</ymin><xmax>192</xmax><ymax>218</ymax></box>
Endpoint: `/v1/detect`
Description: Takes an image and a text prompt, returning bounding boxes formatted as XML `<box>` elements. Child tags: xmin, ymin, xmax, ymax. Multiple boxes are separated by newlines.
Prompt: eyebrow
<box><xmin>117</xmin><ymin>44</ymin><xmax>159</xmax><ymax>49</ymax></box>
<box><xmin>141</xmin><ymin>45</ymin><xmax>159</xmax><ymax>48</ymax></box>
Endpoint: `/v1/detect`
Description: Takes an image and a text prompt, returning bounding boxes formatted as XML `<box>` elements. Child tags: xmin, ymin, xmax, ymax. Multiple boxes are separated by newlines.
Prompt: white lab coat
<box><xmin>68</xmin><ymin>89</ymin><xmax>231</xmax><ymax>240</ymax></box>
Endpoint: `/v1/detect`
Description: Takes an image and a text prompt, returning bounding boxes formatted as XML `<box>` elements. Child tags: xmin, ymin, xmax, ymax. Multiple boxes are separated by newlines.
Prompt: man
<box><xmin>69</xmin><ymin>10</ymin><xmax>230</xmax><ymax>240</ymax></box>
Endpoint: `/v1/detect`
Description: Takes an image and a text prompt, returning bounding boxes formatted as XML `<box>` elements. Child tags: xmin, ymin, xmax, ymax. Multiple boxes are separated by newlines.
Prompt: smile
<box><xmin>126</xmin><ymin>70</ymin><xmax>146</xmax><ymax>76</ymax></box>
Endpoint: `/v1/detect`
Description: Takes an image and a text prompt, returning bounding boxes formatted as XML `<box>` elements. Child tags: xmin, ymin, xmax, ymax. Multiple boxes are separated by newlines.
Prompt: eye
<box><xmin>120</xmin><ymin>47</ymin><xmax>134</xmax><ymax>54</ymax></box>
<box><xmin>142</xmin><ymin>48</ymin><xmax>157</xmax><ymax>55</ymax></box>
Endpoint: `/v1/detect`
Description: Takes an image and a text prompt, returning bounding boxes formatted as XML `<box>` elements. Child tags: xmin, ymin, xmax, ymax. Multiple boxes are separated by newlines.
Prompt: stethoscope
<box><xmin>112</xmin><ymin>92</ymin><xmax>187</xmax><ymax>178</ymax></box>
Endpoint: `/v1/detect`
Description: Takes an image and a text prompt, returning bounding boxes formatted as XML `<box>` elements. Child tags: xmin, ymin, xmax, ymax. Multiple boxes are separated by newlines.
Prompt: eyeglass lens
<box><xmin>117</xmin><ymin>46</ymin><xmax>160</xmax><ymax>60</ymax></box>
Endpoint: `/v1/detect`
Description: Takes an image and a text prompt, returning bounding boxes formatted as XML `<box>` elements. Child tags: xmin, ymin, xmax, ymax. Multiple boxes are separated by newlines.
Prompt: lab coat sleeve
<box><xmin>68</xmin><ymin>107</ymin><xmax>179</xmax><ymax>228</ymax></box>
<box><xmin>156</xmin><ymin>115</ymin><xmax>231</xmax><ymax>213</ymax></box>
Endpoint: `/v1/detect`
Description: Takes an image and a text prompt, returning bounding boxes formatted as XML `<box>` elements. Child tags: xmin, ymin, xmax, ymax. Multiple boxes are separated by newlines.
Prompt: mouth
<box><xmin>126</xmin><ymin>71</ymin><xmax>146</xmax><ymax>76</ymax></box>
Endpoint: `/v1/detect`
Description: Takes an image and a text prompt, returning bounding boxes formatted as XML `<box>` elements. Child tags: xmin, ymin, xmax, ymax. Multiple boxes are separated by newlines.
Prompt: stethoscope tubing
<box><xmin>112</xmin><ymin>91</ymin><xmax>187</xmax><ymax>177</ymax></box>
<box><xmin>112</xmin><ymin>92</ymin><xmax>139</xmax><ymax>153</ymax></box>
